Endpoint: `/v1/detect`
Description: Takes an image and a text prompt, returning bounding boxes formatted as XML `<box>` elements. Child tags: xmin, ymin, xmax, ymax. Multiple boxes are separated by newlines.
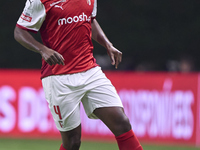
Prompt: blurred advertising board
<box><xmin>0</xmin><ymin>70</ymin><xmax>199</xmax><ymax>146</ymax></box>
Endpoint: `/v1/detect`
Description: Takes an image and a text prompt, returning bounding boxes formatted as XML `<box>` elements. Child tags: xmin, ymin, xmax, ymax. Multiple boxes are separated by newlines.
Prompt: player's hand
<box><xmin>40</xmin><ymin>48</ymin><xmax>65</xmax><ymax>66</ymax></box>
<box><xmin>107</xmin><ymin>45</ymin><xmax>122</xmax><ymax>69</ymax></box>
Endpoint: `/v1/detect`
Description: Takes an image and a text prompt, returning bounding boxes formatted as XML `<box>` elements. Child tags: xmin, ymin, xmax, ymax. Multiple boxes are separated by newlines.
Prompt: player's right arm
<box><xmin>14</xmin><ymin>0</ymin><xmax>64</xmax><ymax>66</ymax></box>
<box><xmin>14</xmin><ymin>27</ymin><xmax>65</xmax><ymax>66</ymax></box>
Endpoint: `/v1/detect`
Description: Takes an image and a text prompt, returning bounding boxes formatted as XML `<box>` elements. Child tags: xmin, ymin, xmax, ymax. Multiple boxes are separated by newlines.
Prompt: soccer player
<box><xmin>14</xmin><ymin>0</ymin><xmax>143</xmax><ymax>150</ymax></box>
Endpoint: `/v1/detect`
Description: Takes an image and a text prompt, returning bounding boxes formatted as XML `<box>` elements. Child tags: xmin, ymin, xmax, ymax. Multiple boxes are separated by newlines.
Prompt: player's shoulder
<box><xmin>24</xmin><ymin>0</ymin><xmax>43</xmax><ymax>7</ymax></box>
<box><xmin>25</xmin><ymin>0</ymin><xmax>42</xmax><ymax>4</ymax></box>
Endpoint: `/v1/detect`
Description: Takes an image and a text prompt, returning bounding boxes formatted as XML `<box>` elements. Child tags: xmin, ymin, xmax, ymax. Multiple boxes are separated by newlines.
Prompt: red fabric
<box><xmin>59</xmin><ymin>144</ymin><xmax>66</xmax><ymax>150</ymax></box>
<box><xmin>115</xmin><ymin>130</ymin><xmax>143</xmax><ymax>150</ymax></box>
<box><xmin>39</xmin><ymin>0</ymin><xmax>97</xmax><ymax>78</ymax></box>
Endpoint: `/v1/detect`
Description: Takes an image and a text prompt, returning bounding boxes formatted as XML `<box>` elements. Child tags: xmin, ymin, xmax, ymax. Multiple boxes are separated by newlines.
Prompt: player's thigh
<box><xmin>82</xmin><ymin>84</ymin><xmax>130</xmax><ymax>136</ymax></box>
<box><xmin>82</xmin><ymin>83</ymin><xmax>123</xmax><ymax>119</ymax></box>
<box><xmin>93</xmin><ymin>107</ymin><xmax>131</xmax><ymax>136</ymax></box>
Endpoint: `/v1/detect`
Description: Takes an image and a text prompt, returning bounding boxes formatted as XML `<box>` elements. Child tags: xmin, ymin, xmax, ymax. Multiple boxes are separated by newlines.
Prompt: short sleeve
<box><xmin>17</xmin><ymin>0</ymin><xmax>46</xmax><ymax>32</ymax></box>
<box><xmin>91</xmin><ymin>0</ymin><xmax>97</xmax><ymax>18</ymax></box>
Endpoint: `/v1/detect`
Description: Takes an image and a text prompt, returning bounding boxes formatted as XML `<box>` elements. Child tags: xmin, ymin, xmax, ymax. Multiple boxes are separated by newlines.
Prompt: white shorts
<box><xmin>42</xmin><ymin>66</ymin><xmax>123</xmax><ymax>131</ymax></box>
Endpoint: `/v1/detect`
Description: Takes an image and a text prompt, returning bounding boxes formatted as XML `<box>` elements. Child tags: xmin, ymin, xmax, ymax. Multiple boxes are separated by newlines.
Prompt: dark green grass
<box><xmin>0</xmin><ymin>138</ymin><xmax>199</xmax><ymax>150</ymax></box>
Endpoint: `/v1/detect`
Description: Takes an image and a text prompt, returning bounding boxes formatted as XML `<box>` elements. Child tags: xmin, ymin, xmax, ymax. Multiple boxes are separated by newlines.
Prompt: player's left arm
<box><xmin>91</xmin><ymin>19</ymin><xmax>122</xmax><ymax>69</ymax></box>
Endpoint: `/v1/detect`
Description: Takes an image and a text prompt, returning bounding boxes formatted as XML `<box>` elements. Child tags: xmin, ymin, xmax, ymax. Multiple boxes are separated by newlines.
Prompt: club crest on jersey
<box><xmin>87</xmin><ymin>0</ymin><xmax>91</xmax><ymax>5</ymax></box>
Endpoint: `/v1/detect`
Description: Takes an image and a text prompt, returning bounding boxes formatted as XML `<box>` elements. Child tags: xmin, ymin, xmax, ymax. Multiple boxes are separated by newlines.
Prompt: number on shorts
<box><xmin>53</xmin><ymin>105</ymin><xmax>62</xmax><ymax>120</ymax></box>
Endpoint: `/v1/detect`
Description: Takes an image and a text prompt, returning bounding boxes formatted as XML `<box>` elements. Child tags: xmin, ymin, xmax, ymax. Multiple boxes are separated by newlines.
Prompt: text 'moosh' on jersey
<box><xmin>16</xmin><ymin>0</ymin><xmax>98</xmax><ymax>78</ymax></box>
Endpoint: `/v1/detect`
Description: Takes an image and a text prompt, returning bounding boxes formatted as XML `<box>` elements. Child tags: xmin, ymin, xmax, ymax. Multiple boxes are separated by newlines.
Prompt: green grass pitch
<box><xmin>0</xmin><ymin>138</ymin><xmax>199</xmax><ymax>150</ymax></box>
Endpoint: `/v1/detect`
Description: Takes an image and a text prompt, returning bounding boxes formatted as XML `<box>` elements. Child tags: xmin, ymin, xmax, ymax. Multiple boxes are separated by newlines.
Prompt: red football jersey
<box><xmin>16</xmin><ymin>0</ymin><xmax>98</xmax><ymax>78</ymax></box>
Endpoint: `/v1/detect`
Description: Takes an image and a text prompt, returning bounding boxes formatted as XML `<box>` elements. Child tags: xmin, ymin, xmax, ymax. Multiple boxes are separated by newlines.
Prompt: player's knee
<box><xmin>113</xmin><ymin>114</ymin><xmax>132</xmax><ymax>136</ymax></box>
<box><xmin>120</xmin><ymin>115</ymin><xmax>132</xmax><ymax>132</ymax></box>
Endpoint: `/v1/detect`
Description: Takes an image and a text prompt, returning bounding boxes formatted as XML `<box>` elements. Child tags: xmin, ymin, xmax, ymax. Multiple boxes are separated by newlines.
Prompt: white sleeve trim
<box><xmin>91</xmin><ymin>0</ymin><xmax>97</xmax><ymax>18</ymax></box>
<box><xmin>17</xmin><ymin>0</ymin><xmax>46</xmax><ymax>32</ymax></box>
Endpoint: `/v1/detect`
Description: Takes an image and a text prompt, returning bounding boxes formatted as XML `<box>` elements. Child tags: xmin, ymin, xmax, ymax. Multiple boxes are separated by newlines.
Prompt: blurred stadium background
<box><xmin>0</xmin><ymin>0</ymin><xmax>200</xmax><ymax>149</ymax></box>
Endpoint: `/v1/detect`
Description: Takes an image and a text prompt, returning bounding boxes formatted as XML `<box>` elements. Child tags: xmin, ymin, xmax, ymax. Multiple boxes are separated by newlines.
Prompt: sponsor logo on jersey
<box><xmin>20</xmin><ymin>13</ymin><xmax>32</xmax><ymax>22</ymax></box>
<box><xmin>58</xmin><ymin>12</ymin><xmax>91</xmax><ymax>25</ymax></box>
